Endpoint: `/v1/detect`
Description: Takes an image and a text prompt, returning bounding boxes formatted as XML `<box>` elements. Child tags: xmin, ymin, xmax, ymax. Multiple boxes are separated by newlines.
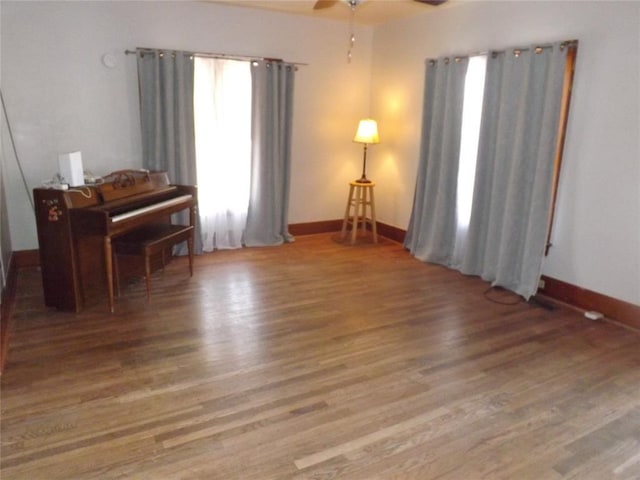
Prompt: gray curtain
<box><xmin>136</xmin><ymin>48</ymin><xmax>202</xmax><ymax>254</ymax></box>
<box><xmin>460</xmin><ymin>43</ymin><xmax>568</xmax><ymax>298</ymax></box>
<box><xmin>244</xmin><ymin>61</ymin><xmax>296</xmax><ymax>247</ymax></box>
<box><xmin>404</xmin><ymin>57</ymin><xmax>469</xmax><ymax>263</ymax></box>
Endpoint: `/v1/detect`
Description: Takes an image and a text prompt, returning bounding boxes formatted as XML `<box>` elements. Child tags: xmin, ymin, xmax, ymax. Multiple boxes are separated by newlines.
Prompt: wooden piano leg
<box><xmin>188</xmin><ymin>231</ymin><xmax>194</xmax><ymax>277</ymax></box>
<box><xmin>113</xmin><ymin>250</ymin><xmax>121</xmax><ymax>297</ymax></box>
<box><xmin>104</xmin><ymin>236</ymin><xmax>115</xmax><ymax>314</ymax></box>
<box><xmin>145</xmin><ymin>253</ymin><xmax>151</xmax><ymax>303</ymax></box>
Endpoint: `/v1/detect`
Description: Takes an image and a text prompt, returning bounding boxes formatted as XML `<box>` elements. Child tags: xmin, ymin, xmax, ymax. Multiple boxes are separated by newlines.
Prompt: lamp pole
<box><xmin>357</xmin><ymin>143</ymin><xmax>371</xmax><ymax>183</ymax></box>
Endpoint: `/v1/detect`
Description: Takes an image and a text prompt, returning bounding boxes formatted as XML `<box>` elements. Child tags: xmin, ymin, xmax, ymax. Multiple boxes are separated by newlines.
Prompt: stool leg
<box><xmin>341</xmin><ymin>183</ymin><xmax>355</xmax><ymax>239</ymax></box>
<box><xmin>351</xmin><ymin>185</ymin><xmax>362</xmax><ymax>244</ymax></box>
<box><xmin>361</xmin><ymin>186</ymin><xmax>369</xmax><ymax>234</ymax></box>
<box><xmin>369</xmin><ymin>185</ymin><xmax>377</xmax><ymax>243</ymax></box>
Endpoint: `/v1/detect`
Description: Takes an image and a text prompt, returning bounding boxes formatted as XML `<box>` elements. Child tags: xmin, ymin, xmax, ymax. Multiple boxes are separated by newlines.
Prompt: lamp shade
<box><xmin>353</xmin><ymin>119</ymin><xmax>380</xmax><ymax>144</ymax></box>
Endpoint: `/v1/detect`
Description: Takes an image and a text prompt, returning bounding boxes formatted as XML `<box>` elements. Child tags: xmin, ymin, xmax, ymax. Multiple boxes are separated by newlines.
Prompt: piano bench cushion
<box><xmin>113</xmin><ymin>224</ymin><xmax>194</xmax><ymax>256</ymax></box>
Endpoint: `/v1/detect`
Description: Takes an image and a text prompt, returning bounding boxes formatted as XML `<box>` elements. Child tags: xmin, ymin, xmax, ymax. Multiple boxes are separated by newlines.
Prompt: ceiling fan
<box><xmin>315</xmin><ymin>0</ymin><xmax>446</xmax><ymax>62</ymax></box>
<box><xmin>313</xmin><ymin>0</ymin><xmax>446</xmax><ymax>10</ymax></box>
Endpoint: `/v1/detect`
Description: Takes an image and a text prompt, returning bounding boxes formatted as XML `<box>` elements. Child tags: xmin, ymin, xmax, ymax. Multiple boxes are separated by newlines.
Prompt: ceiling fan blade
<box><xmin>414</xmin><ymin>0</ymin><xmax>447</xmax><ymax>5</ymax></box>
<box><xmin>314</xmin><ymin>0</ymin><xmax>339</xmax><ymax>9</ymax></box>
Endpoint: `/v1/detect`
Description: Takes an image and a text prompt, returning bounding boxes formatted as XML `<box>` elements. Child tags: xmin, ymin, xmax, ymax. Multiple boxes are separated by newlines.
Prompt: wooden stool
<box><xmin>113</xmin><ymin>223</ymin><xmax>194</xmax><ymax>303</ymax></box>
<box><xmin>341</xmin><ymin>181</ymin><xmax>377</xmax><ymax>244</ymax></box>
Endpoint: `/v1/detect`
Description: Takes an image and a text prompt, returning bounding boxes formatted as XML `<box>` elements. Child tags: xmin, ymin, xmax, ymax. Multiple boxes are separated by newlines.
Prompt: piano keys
<box><xmin>111</xmin><ymin>195</ymin><xmax>193</xmax><ymax>223</ymax></box>
<box><xmin>33</xmin><ymin>170</ymin><xmax>196</xmax><ymax>313</ymax></box>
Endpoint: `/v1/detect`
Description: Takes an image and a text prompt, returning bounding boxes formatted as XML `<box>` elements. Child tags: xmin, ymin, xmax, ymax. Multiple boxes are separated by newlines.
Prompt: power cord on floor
<box><xmin>483</xmin><ymin>285</ymin><xmax>522</xmax><ymax>306</ymax></box>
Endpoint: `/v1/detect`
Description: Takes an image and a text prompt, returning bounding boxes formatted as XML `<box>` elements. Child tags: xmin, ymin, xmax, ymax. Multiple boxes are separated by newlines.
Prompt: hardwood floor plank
<box><xmin>294</xmin><ymin>406</ymin><xmax>450</xmax><ymax>470</ymax></box>
<box><xmin>2</xmin><ymin>233</ymin><xmax>639</xmax><ymax>479</ymax></box>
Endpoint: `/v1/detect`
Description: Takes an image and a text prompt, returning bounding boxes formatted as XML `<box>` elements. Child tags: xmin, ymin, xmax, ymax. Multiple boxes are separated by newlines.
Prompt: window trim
<box><xmin>546</xmin><ymin>42</ymin><xmax>578</xmax><ymax>255</ymax></box>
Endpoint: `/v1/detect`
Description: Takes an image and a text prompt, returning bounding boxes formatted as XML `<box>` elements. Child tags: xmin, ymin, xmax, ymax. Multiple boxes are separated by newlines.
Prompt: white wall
<box><xmin>1</xmin><ymin>111</ymin><xmax>14</xmax><ymax>290</ymax></box>
<box><xmin>3</xmin><ymin>1</ymin><xmax>638</xmax><ymax>306</ymax></box>
<box><xmin>1</xmin><ymin>1</ymin><xmax>374</xmax><ymax>249</ymax></box>
<box><xmin>371</xmin><ymin>1</ymin><xmax>640</xmax><ymax>305</ymax></box>
<box><xmin>0</xmin><ymin>0</ymin><xmax>12</xmax><ymax>290</ymax></box>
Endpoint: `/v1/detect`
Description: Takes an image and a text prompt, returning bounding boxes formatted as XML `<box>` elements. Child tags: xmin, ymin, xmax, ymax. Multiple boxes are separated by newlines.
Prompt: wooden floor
<box><xmin>2</xmin><ymin>233</ymin><xmax>640</xmax><ymax>479</ymax></box>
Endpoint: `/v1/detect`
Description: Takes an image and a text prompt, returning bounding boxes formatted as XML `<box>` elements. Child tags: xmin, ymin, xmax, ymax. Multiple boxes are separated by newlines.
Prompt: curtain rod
<box><xmin>427</xmin><ymin>39</ymin><xmax>578</xmax><ymax>63</ymax></box>
<box><xmin>125</xmin><ymin>48</ymin><xmax>307</xmax><ymax>66</ymax></box>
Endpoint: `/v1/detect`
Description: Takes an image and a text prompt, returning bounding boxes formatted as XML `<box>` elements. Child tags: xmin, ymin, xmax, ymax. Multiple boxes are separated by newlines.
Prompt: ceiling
<box><xmin>210</xmin><ymin>0</ymin><xmax>445</xmax><ymax>26</ymax></box>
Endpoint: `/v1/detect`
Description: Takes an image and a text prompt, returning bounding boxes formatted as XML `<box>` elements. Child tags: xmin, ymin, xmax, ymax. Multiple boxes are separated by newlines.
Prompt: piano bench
<box><xmin>112</xmin><ymin>223</ymin><xmax>194</xmax><ymax>303</ymax></box>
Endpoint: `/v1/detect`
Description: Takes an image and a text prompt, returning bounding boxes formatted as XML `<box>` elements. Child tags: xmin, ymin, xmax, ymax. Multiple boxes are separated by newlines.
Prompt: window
<box><xmin>454</xmin><ymin>45</ymin><xmax>577</xmax><ymax>260</ymax></box>
<box><xmin>406</xmin><ymin>40</ymin><xmax>578</xmax><ymax>298</ymax></box>
<box><xmin>193</xmin><ymin>58</ymin><xmax>252</xmax><ymax>251</ymax></box>
<box><xmin>453</xmin><ymin>54</ymin><xmax>487</xmax><ymax>263</ymax></box>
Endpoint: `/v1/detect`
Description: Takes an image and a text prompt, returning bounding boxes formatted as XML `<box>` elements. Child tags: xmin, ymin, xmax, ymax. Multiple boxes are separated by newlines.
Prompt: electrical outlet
<box><xmin>585</xmin><ymin>311</ymin><xmax>604</xmax><ymax>321</ymax></box>
<box><xmin>538</xmin><ymin>279</ymin><xmax>546</xmax><ymax>290</ymax></box>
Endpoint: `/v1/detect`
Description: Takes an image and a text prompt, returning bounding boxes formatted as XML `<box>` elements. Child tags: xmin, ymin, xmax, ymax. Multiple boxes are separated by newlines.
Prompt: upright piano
<box><xmin>33</xmin><ymin>170</ymin><xmax>196</xmax><ymax>313</ymax></box>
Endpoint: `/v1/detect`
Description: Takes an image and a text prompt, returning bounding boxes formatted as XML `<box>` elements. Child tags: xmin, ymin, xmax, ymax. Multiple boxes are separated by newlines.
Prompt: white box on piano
<box><xmin>58</xmin><ymin>151</ymin><xmax>84</xmax><ymax>187</ymax></box>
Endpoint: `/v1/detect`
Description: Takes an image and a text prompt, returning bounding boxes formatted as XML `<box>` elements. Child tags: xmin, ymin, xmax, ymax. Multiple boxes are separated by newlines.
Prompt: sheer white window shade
<box><xmin>453</xmin><ymin>54</ymin><xmax>487</xmax><ymax>266</ymax></box>
<box><xmin>193</xmin><ymin>58</ymin><xmax>252</xmax><ymax>250</ymax></box>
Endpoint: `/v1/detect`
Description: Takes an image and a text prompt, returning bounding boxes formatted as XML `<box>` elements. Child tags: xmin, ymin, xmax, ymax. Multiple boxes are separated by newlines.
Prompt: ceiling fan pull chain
<box><xmin>348</xmin><ymin>32</ymin><xmax>355</xmax><ymax>63</ymax></box>
<box><xmin>347</xmin><ymin>0</ymin><xmax>356</xmax><ymax>63</ymax></box>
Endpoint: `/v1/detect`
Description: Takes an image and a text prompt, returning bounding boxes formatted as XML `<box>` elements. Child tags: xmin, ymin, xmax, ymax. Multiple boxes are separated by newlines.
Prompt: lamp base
<box><xmin>355</xmin><ymin>176</ymin><xmax>372</xmax><ymax>184</ymax></box>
